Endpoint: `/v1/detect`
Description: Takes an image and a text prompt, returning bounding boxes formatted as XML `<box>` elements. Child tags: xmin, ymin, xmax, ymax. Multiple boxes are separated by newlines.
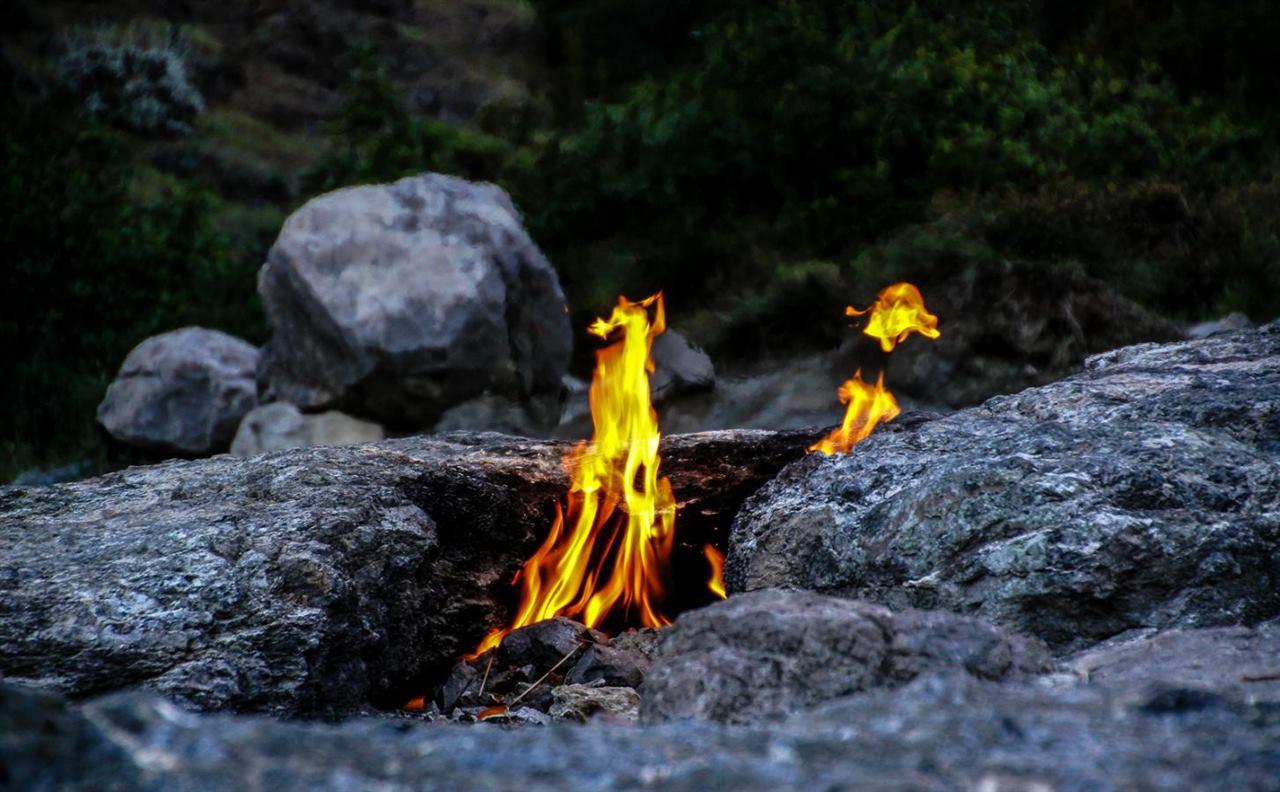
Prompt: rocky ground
<box><xmin>3</xmin><ymin>322</ymin><xmax>1279</xmax><ymax>789</ymax></box>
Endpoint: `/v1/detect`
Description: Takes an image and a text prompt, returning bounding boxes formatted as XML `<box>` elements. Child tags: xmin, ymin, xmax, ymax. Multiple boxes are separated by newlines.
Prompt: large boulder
<box><xmin>729</xmin><ymin>321</ymin><xmax>1280</xmax><ymax>652</ymax></box>
<box><xmin>257</xmin><ymin>173</ymin><xmax>572</xmax><ymax>429</ymax></box>
<box><xmin>96</xmin><ymin>327</ymin><xmax>258</xmax><ymax>456</ymax></box>
<box><xmin>0</xmin><ymin>429</ymin><xmax>812</xmax><ymax>717</ymax></box>
<box><xmin>5</xmin><ymin>672</ymin><xmax>1277</xmax><ymax>790</ymax></box>
<box><xmin>641</xmin><ymin>589</ymin><xmax>1049</xmax><ymax>724</ymax></box>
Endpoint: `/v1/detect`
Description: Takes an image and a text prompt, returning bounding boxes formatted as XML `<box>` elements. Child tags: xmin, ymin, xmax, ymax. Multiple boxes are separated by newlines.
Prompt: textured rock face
<box><xmin>1062</xmin><ymin>619</ymin><xmax>1280</xmax><ymax>704</ymax></box>
<box><xmin>96</xmin><ymin>327</ymin><xmax>258</xmax><ymax>455</ymax></box>
<box><xmin>257</xmin><ymin>173</ymin><xmax>572</xmax><ymax>428</ymax></box>
<box><xmin>641</xmin><ymin>589</ymin><xmax>1049</xmax><ymax>724</ymax></box>
<box><xmin>230</xmin><ymin>402</ymin><xmax>384</xmax><ymax>456</ymax></box>
<box><xmin>0</xmin><ymin>429</ymin><xmax>810</xmax><ymax>717</ymax></box>
<box><xmin>6</xmin><ymin>674</ymin><xmax>1278</xmax><ymax>791</ymax></box>
<box><xmin>730</xmin><ymin>321</ymin><xmax>1280</xmax><ymax>652</ymax></box>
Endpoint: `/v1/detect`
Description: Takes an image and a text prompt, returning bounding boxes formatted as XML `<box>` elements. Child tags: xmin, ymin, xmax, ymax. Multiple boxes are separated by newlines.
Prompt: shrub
<box><xmin>532</xmin><ymin>0</ymin><xmax>1262</xmax><ymax>316</ymax></box>
<box><xmin>56</xmin><ymin>21</ymin><xmax>205</xmax><ymax>136</ymax></box>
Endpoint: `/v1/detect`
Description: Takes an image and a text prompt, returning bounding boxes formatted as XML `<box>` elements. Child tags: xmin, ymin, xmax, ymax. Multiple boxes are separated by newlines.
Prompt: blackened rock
<box><xmin>498</xmin><ymin>617</ymin><xmax>605</xmax><ymax>671</ymax></box>
<box><xmin>731</xmin><ymin>321</ymin><xmax>1280</xmax><ymax>652</ymax></box>
<box><xmin>0</xmin><ymin>429</ymin><xmax>807</xmax><ymax>717</ymax></box>
<box><xmin>641</xmin><ymin>589</ymin><xmax>1049</xmax><ymax>724</ymax></box>
<box><xmin>437</xmin><ymin>662</ymin><xmax>480</xmax><ymax>711</ymax></box>
<box><xmin>565</xmin><ymin>644</ymin><xmax>649</xmax><ymax>688</ymax></box>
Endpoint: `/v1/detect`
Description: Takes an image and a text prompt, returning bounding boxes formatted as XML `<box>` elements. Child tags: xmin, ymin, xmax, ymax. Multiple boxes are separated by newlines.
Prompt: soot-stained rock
<box><xmin>730</xmin><ymin>321</ymin><xmax>1280</xmax><ymax>652</ymax></box>
<box><xmin>0</xmin><ymin>429</ymin><xmax>808</xmax><ymax>717</ymax></box>
<box><xmin>5</xmin><ymin>673</ymin><xmax>1277</xmax><ymax>791</ymax></box>
<box><xmin>641</xmin><ymin>589</ymin><xmax>1049</xmax><ymax>724</ymax></box>
<box><xmin>565</xmin><ymin>644</ymin><xmax>649</xmax><ymax>688</ymax></box>
<box><xmin>498</xmin><ymin>617</ymin><xmax>606</xmax><ymax>670</ymax></box>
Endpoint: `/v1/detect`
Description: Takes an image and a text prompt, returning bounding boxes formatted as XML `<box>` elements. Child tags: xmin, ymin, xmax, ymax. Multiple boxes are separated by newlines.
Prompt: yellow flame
<box><xmin>810</xmin><ymin>282</ymin><xmax>938</xmax><ymax>455</ymax></box>
<box><xmin>808</xmin><ymin>370</ymin><xmax>902</xmax><ymax>455</ymax></box>
<box><xmin>847</xmin><ymin>282</ymin><xmax>940</xmax><ymax>352</ymax></box>
<box><xmin>703</xmin><ymin>544</ymin><xmax>726</xmax><ymax>599</ymax></box>
<box><xmin>470</xmin><ymin>294</ymin><xmax>677</xmax><ymax>657</ymax></box>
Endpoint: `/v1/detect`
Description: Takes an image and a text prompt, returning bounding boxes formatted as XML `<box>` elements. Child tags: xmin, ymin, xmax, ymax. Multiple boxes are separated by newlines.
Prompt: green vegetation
<box><xmin>3</xmin><ymin>0</ymin><xmax>1279</xmax><ymax>479</ymax></box>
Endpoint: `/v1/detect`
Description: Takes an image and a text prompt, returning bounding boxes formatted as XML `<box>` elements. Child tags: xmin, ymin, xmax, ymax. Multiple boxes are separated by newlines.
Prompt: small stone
<box><xmin>438</xmin><ymin>662</ymin><xmax>480</xmax><ymax>711</ymax></box>
<box><xmin>498</xmin><ymin>617</ymin><xmax>605</xmax><ymax>671</ymax></box>
<box><xmin>548</xmin><ymin>685</ymin><xmax>640</xmax><ymax>722</ymax></box>
<box><xmin>565</xmin><ymin>644</ymin><xmax>649</xmax><ymax>688</ymax></box>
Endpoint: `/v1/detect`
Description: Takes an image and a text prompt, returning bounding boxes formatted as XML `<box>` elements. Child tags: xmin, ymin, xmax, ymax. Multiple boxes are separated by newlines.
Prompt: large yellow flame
<box><xmin>810</xmin><ymin>282</ymin><xmax>938</xmax><ymax>455</ymax></box>
<box><xmin>470</xmin><ymin>294</ymin><xmax>678</xmax><ymax>657</ymax></box>
<box><xmin>847</xmin><ymin>282</ymin><xmax>941</xmax><ymax>352</ymax></box>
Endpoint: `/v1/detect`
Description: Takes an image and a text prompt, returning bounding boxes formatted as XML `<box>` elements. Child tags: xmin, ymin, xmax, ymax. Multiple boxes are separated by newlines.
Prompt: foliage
<box><xmin>56</xmin><ymin>21</ymin><xmax>205</xmax><ymax>136</ymax></box>
<box><xmin>0</xmin><ymin>89</ymin><xmax>262</xmax><ymax>479</ymax></box>
<box><xmin>302</xmin><ymin>48</ymin><xmax>534</xmax><ymax>195</ymax></box>
<box><xmin>534</xmin><ymin>0</ymin><xmax>1263</xmax><ymax>321</ymax></box>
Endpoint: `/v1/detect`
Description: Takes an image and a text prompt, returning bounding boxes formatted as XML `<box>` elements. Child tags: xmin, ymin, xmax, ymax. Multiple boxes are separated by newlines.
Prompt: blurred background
<box><xmin>3</xmin><ymin>0</ymin><xmax>1278</xmax><ymax>482</ymax></box>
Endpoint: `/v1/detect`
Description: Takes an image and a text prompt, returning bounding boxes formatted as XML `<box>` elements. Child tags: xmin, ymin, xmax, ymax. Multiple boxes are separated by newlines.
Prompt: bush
<box><xmin>531</xmin><ymin>0</ymin><xmax>1263</xmax><ymax>320</ymax></box>
<box><xmin>57</xmin><ymin>21</ymin><xmax>205</xmax><ymax>136</ymax></box>
<box><xmin>302</xmin><ymin>48</ymin><xmax>534</xmax><ymax>195</ymax></box>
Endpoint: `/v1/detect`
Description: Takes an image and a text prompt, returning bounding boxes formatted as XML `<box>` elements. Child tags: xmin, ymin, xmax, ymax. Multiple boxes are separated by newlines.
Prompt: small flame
<box><xmin>810</xmin><ymin>282</ymin><xmax>938</xmax><ymax>455</ymax></box>
<box><xmin>847</xmin><ymin>282</ymin><xmax>940</xmax><ymax>352</ymax></box>
<box><xmin>470</xmin><ymin>294</ymin><xmax>678</xmax><ymax>657</ymax></box>
<box><xmin>703</xmin><ymin>544</ymin><xmax>726</xmax><ymax>599</ymax></box>
<box><xmin>807</xmin><ymin>370</ymin><xmax>902</xmax><ymax>455</ymax></box>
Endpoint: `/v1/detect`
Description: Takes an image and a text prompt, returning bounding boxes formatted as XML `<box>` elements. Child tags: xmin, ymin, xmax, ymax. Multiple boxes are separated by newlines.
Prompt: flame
<box><xmin>470</xmin><ymin>293</ymin><xmax>678</xmax><ymax>657</ymax></box>
<box><xmin>847</xmin><ymin>282</ymin><xmax>940</xmax><ymax>352</ymax></box>
<box><xmin>810</xmin><ymin>282</ymin><xmax>938</xmax><ymax>455</ymax></box>
<box><xmin>703</xmin><ymin>545</ymin><xmax>726</xmax><ymax>599</ymax></box>
<box><xmin>807</xmin><ymin>370</ymin><xmax>902</xmax><ymax>455</ymax></box>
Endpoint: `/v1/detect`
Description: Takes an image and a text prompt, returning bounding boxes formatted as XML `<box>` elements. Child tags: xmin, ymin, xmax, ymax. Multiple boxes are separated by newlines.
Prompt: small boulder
<box><xmin>257</xmin><ymin>173</ymin><xmax>572</xmax><ymax>428</ymax></box>
<box><xmin>548</xmin><ymin>684</ymin><xmax>640</xmax><ymax>722</ymax></box>
<box><xmin>650</xmin><ymin>330</ymin><xmax>715</xmax><ymax>403</ymax></box>
<box><xmin>230</xmin><ymin>402</ymin><xmax>384</xmax><ymax>457</ymax></box>
<box><xmin>97</xmin><ymin>327</ymin><xmax>258</xmax><ymax>455</ymax></box>
<box><xmin>641</xmin><ymin>589</ymin><xmax>1049</xmax><ymax>724</ymax></box>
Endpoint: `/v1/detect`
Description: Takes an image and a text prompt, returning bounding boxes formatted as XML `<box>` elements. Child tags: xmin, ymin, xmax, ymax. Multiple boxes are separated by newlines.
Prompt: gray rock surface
<box><xmin>1187</xmin><ymin>311</ymin><xmax>1253</xmax><ymax>339</ymax></box>
<box><xmin>729</xmin><ymin>321</ymin><xmax>1280</xmax><ymax>652</ymax></box>
<box><xmin>257</xmin><ymin>173</ymin><xmax>572</xmax><ymax>428</ymax></box>
<box><xmin>1062</xmin><ymin>619</ymin><xmax>1280</xmax><ymax>704</ymax></box>
<box><xmin>5</xmin><ymin>672</ymin><xmax>1277</xmax><ymax>791</ymax></box>
<box><xmin>641</xmin><ymin>589</ymin><xmax>1049</xmax><ymax>724</ymax></box>
<box><xmin>650</xmin><ymin>329</ymin><xmax>715</xmax><ymax>403</ymax></box>
<box><xmin>230</xmin><ymin>402</ymin><xmax>384</xmax><ymax>457</ymax></box>
<box><xmin>96</xmin><ymin>327</ymin><xmax>258</xmax><ymax>455</ymax></box>
<box><xmin>0</xmin><ymin>429</ymin><xmax>811</xmax><ymax>717</ymax></box>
